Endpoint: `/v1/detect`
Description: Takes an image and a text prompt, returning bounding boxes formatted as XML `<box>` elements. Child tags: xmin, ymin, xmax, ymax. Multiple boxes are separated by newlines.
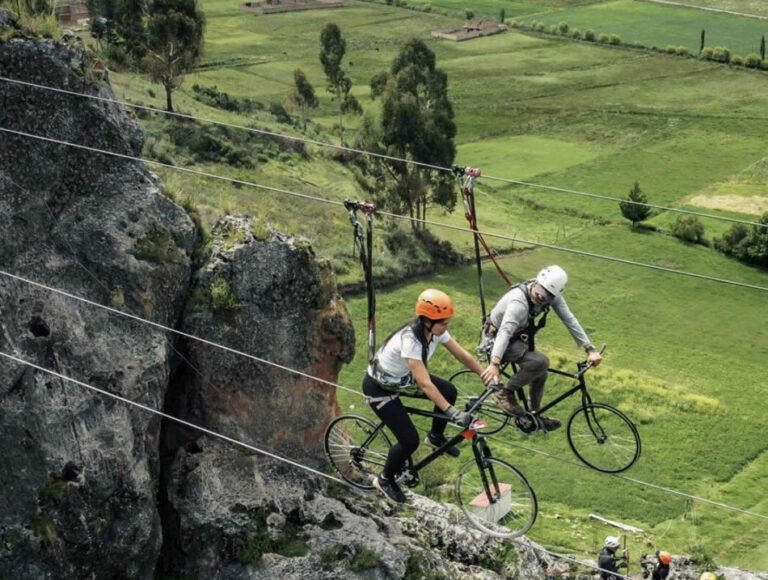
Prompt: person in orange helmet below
<box><xmin>364</xmin><ymin>289</ymin><xmax>491</xmax><ymax>503</ymax></box>
<box><xmin>652</xmin><ymin>550</ymin><xmax>672</xmax><ymax>579</ymax></box>
<box><xmin>598</xmin><ymin>536</ymin><xmax>627</xmax><ymax>580</ymax></box>
<box><xmin>480</xmin><ymin>265</ymin><xmax>602</xmax><ymax>431</ymax></box>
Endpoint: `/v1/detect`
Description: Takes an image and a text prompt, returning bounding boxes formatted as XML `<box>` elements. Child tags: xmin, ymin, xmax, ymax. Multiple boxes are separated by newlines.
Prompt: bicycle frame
<box><xmin>355</xmin><ymin>384</ymin><xmax>506</xmax><ymax>504</ymax></box>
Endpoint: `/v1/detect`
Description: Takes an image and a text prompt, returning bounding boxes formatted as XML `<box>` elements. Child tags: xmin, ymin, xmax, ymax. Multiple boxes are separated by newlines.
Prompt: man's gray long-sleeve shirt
<box><xmin>489</xmin><ymin>284</ymin><xmax>592</xmax><ymax>361</ymax></box>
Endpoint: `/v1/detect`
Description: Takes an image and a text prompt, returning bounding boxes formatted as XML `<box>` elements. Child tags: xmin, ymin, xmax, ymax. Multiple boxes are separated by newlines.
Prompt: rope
<box><xmin>2</xmin><ymin>74</ymin><xmax>766</xmax><ymax>229</ymax></box>
<box><xmin>3</xmin><ymin>125</ymin><xmax>767</xmax><ymax>294</ymax></box>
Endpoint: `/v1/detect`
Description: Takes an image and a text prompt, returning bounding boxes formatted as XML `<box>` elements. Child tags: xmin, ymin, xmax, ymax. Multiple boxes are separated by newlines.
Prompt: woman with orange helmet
<box><xmin>364</xmin><ymin>289</ymin><xmax>490</xmax><ymax>503</ymax></box>
<box><xmin>652</xmin><ymin>550</ymin><xmax>672</xmax><ymax>579</ymax></box>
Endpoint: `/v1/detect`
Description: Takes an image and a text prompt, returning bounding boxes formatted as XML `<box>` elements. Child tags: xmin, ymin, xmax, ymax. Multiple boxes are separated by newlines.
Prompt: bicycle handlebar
<box><xmin>576</xmin><ymin>343</ymin><xmax>607</xmax><ymax>379</ymax></box>
<box><xmin>464</xmin><ymin>378</ymin><xmax>502</xmax><ymax>417</ymax></box>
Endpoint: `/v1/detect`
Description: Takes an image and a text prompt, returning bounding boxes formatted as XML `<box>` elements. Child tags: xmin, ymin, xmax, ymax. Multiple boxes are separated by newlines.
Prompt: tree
<box><xmin>145</xmin><ymin>0</ymin><xmax>205</xmax><ymax>112</ymax></box>
<box><xmin>115</xmin><ymin>0</ymin><xmax>148</xmax><ymax>61</ymax></box>
<box><xmin>700</xmin><ymin>29</ymin><xmax>705</xmax><ymax>53</ymax></box>
<box><xmin>499</xmin><ymin>7</ymin><xmax>505</xmax><ymax>23</ymax></box>
<box><xmin>761</xmin><ymin>34</ymin><xmax>765</xmax><ymax>61</ymax></box>
<box><xmin>287</xmin><ymin>69</ymin><xmax>318</xmax><ymax>132</ymax></box>
<box><xmin>360</xmin><ymin>39</ymin><xmax>457</xmax><ymax>231</ymax></box>
<box><xmin>619</xmin><ymin>181</ymin><xmax>651</xmax><ymax>229</ymax></box>
<box><xmin>319</xmin><ymin>23</ymin><xmax>361</xmax><ymax>144</ymax></box>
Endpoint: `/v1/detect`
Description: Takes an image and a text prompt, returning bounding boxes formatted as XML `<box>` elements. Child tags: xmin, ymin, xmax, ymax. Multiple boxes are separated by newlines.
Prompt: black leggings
<box><xmin>363</xmin><ymin>373</ymin><xmax>457</xmax><ymax>480</ymax></box>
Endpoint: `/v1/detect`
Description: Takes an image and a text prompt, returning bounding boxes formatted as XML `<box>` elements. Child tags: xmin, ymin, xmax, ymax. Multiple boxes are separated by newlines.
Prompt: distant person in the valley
<box><xmin>598</xmin><ymin>535</ymin><xmax>627</xmax><ymax>580</ymax></box>
<box><xmin>364</xmin><ymin>289</ymin><xmax>491</xmax><ymax>504</ymax></box>
<box><xmin>480</xmin><ymin>265</ymin><xmax>602</xmax><ymax>431</ymax></box>
<box><xmin>651</xmin><ymin>550</ymin><xmax>672</xmax><ymax>579</ymax></box>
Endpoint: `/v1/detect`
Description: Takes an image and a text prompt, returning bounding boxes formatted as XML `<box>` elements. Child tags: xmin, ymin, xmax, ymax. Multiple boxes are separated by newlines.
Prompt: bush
<box><xmin>711</xmin><ymin>46</ymin><xmax>731</xmax><ymax>63</ymax></box>
<box><xmin>665</xmin><ymin>45</ymin><xmax>677</xmax><ymax>54</ymax></box>
<box><xmin>609</xmin><ymin>33</ymin><xmax>621</xmax><ymax>45</ymax></box>
<box><xmin>676</xmin><ymin>46</ymin><xmax>690</xmax><ymax>56</ymax></box>
<box><xmin>731</xmin><ymin>54</ymin><xmax>744</xmax><ymax>66</ymax></box>
<box><xmin>509</xmin><ymin>19</ymin><xmax>519</xmax><ymax>28</ymax></box>
<box><xmin>745</xmin><ymin>53</ymin><xmax>762</xmax><ymax>68</ymax></box>
<box><xmin>549</xmin><ymin>24</ymin><xmax>558</xmax><ymax>35</ymax></box>
<box><xmin>210</xmin><ymin>276</ymin><xmax>238</xmax><ymax>310</ymax></box>
<box><xmin>699</xmin><ymin>47</ymin><xmax>713</xmax><ymax>60</ymax></box>
<box><xmin>598</xmin><ymin>33</ymin><xmax>609</xmax><ymax>44</ymax></box>
<box><xmin>584</xmin><ymin>29</ymin><xmax>595</xmax><ymax>41</ymax></box>
<box><xmin>465</xmin><ymin>8</ymin><xmax>474</xmax><ymax>19</ymax></box>
<box><xmin>533</xmin><ymin>21</ymin><xmax>544</xmax><ymax>32</ymax></box>
<box><xmin>670</xmin><ymin>215</ymin><xmax>705</xmax><ymax>243</ymax></box>
<box><xmin>557</xmin><ymin>21</ymin><xmax>568</xmax><ymax>34</ymax></box>
<box><xmin>571</xmin><ymin>28</ymin><xmax>581</xmax><ymax>39</ymax></box>
<box><xmin>714</xmin><ymin>213</ymin><xmax>768</xmax><ymax>267</ymax></box>
<box><xmin>269</xmin><ymin>102</ymin><xmax>292</xmax><ymax>124</ymax></box>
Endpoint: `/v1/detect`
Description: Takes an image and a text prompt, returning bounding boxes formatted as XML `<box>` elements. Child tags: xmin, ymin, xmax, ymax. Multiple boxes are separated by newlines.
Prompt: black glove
<box><xmin>446</xmin><ymin>405</ymin><xmax>475</xmax><ymax>428</ymax></box>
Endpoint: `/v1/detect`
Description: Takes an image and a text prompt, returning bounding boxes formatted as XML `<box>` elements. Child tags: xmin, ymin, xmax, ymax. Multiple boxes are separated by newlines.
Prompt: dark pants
<box><xmin>502</xmin><ymin>339</ymin><xmax>549</xmax><ymax>411</ymax></box>
<box><xmin>363</xmin><ymin>373</ymin><xmax>457</xmax><ymax>480</ymax></box>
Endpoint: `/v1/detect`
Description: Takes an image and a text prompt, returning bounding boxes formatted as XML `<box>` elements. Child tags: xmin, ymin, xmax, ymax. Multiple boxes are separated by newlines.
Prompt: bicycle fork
<box><xmin>472</xmin><ymin>436</ymin><xmax>503</xmax><ymax>503</ymax></box>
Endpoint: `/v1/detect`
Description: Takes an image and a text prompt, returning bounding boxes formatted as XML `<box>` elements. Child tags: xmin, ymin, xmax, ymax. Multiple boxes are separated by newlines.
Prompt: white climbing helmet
<box><xmin>604</xmin><ymin>536</ymin><xmax>621</xmax><ymax>549</ymax></box>
<box><xmin>536</xmin><ymin>265</ymin><xmax>568</xmax><ymax>298</ymax></box>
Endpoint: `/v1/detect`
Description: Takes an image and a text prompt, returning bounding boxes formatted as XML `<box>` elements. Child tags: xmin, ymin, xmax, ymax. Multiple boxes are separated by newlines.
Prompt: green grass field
<box><xmin>532</xmin><ymin>0</ymin><xmax>768</xmax><ymax>56</ymax></box>
<box><xmin>103</xmin><ymin>0</ymin><xmax>768</xmax><ymax>569</ymax></box>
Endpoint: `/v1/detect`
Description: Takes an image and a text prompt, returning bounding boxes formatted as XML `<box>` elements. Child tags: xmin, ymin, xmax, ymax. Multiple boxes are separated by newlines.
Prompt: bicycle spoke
<box><xmin>324</xmin><ymin>415</ymin><xmax>393</xmax><ymax>489</ymax></box>
<box><xmin>455</xmin><ymin>458</ymin><xmax>537</xmax><ymax>538</ymax></box>
<box><xmin>567</xmin><ymin>404</ymin><xmax>641</xmax><ymax>473</ymax></box>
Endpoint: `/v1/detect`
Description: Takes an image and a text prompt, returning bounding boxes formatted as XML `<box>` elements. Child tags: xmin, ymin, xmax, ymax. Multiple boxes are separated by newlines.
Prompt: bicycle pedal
<box><xmin>396</xmin><ymin>470</ymin><xmax>420</xmax><ymax>488</ymax></box>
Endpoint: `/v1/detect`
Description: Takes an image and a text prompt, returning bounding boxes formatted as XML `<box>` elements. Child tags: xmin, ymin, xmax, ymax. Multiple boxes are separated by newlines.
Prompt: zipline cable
<box><xmin>488</xmin><ymin>436</ymin><xmax>768</xmax><ymax>521</ymax></box>
<box><xmin>0</xmin><ymin>349</ymin><xmax>340</xmax><ymax>482</ymax></box>
<box><xmin>1</xmin><ymin>75</ymin><xmax>766</xmax><ymax>229</ymax></box>
<box><xmin>2</xmin><ymin>258</ymin><xmax>766</xmax><ymax>527</ymax></box>
<box><xmin>0</xmin><ymin>268</ymin><xmax>361</xmax><ymax>397</ymax></box>
<box><xmin>0</xmin><ymin>348</ymin><xmax>626</xmax><ymax>578</ymax></box>
<box><xmin>2</xmin><ymin>125</ymin><xmax>767</xmax><ymax>294</ymax></box>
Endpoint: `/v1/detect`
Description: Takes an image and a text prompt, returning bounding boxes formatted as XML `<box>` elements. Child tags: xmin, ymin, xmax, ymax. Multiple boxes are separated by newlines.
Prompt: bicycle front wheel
<box><xmin>324</xmin><ymin>414</ymin><xmax>392</xmax><ymax>489</ymax></box>
<box><xmin>449</xmin><ymin>369</ymin><xmax>509</xmax><ymax>435</ymax></box>
<box><xmin>567</xmin><ymin>403</ymin><xmax>641</xmax><ymax>473</ymax></box>
<box><xmin>455</xmin><ymin>457</ymin><xmax>537</xmax><ymax>538</ymax></box>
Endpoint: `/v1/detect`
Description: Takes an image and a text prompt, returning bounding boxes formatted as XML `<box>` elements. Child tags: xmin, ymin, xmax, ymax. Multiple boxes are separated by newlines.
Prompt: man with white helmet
<box><xmin>598</xmin><ymin>535</ymin><xmax>627</xmax><ymax>579</ymax></box>
<box><xmin>480</xmin><ymin>265</ymin><xmax>602</xmax><ymax>431</ymax></box>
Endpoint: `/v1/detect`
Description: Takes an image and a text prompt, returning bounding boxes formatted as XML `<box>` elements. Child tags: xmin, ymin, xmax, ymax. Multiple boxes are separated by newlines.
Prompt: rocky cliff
<box><xmin>3</xmin><ymin>16</ymin><xmax>761</xmax><ymax>580</ymax></box>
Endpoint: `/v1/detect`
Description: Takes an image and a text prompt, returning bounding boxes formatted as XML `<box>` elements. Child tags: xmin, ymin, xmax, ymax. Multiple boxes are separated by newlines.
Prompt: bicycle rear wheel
<box><xmin>567</xmin><ymin>403</ymin><xmax>641</xmax><ymax>473</ymax></box>
<box><xmin>455</xmin><ymin>457</ymin><xmax>537</xmax><ymax>538</ymax></box>
<box><xmin>324</xmin><ymin>414</ymin><xmax>392</xmax><ymax>489</ymax></box>
<box><xmin>449</xmin><ymin>369</ymin><xmax>509</xmax><ymax>435</ymax></box>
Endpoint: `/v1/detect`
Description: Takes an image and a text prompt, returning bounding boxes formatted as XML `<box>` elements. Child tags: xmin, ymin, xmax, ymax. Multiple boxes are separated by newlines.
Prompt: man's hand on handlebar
<box><xmin>587</xmin><ymin>350</ymin><xmax>603</xmax><ymax>367</ymax></box>
<box><xmin>481</xmin><ymin>363</ymin><xmax>500</xmax><ymax>385</ymax></box>
<box><xmin>445</xmin><ymin>405</ymin><xmax>477</xmax><ymax>428</ymax></box>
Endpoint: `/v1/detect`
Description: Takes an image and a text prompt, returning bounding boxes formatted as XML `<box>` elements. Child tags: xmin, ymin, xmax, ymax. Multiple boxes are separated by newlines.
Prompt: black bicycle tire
<box><xmin>455</xmin><ymin>457</ymin><xmax>538</xmax><ymax>538</ymax></box>
<box><xmin>449</xmin><ymin>368</ymin><xmax>510</xmax><ymax>435</ymax></box>
<box><xmin>566</xmin><ymin>403</ymin><xmax>641</xmax><ymax>473</ymax></box>
<box><xmin>324</xmin><ymin>414</ymin><xmax>393</xmax><ymax>489</ymax></box>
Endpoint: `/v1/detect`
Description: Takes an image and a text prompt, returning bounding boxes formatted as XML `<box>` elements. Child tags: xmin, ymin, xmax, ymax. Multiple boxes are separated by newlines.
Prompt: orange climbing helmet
<box><xmin>658</xmin><ymin>551</ymin><xmax>672</xmax><ymax>565</ymax></box>
<box><xmin>415</xmin><ymin>289</ymin><xmax>454</xmax><ymax>320</ymax></box>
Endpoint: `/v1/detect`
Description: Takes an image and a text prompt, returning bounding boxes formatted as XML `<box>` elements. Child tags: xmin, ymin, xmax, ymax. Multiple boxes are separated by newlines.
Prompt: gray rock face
<box><xmin>159</xmin><ymin>438</ymin><xmax>561</xmax><ymax>579</ymax></box>
<box><xmin>169</xmin><ymin>215</ymin><xmax>355</xmax><ymax>467</ymax></box>
<box><xmin>0</xmin><ymin>39</ymin><xmax>196</xmax><ymax>578</ymax></box>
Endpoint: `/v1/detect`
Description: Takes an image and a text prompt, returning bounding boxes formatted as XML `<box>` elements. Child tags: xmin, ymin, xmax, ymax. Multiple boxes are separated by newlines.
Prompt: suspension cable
<box><xmin>0</xmin><ymin>349</ymin><xmax>626</xmax><ymax>577</ymax></box>
<box><xmin>0</xmin><ymin>268</ymin><xmax>362</xmax><ymax>397</ymax></box>
<box><xmin>2</xmin><ymin>125</ymin><xmax>767</xmax><ymax>294</ymax></box>
<box><xmin>489</xmin><ymin>436</ymin><xmax>768</xmax><ymax>521</ymax></box>
<box><xmin>2</xmin><ymin>74</ymin><xmax>766</xmax><ymax>229</ymax></box>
